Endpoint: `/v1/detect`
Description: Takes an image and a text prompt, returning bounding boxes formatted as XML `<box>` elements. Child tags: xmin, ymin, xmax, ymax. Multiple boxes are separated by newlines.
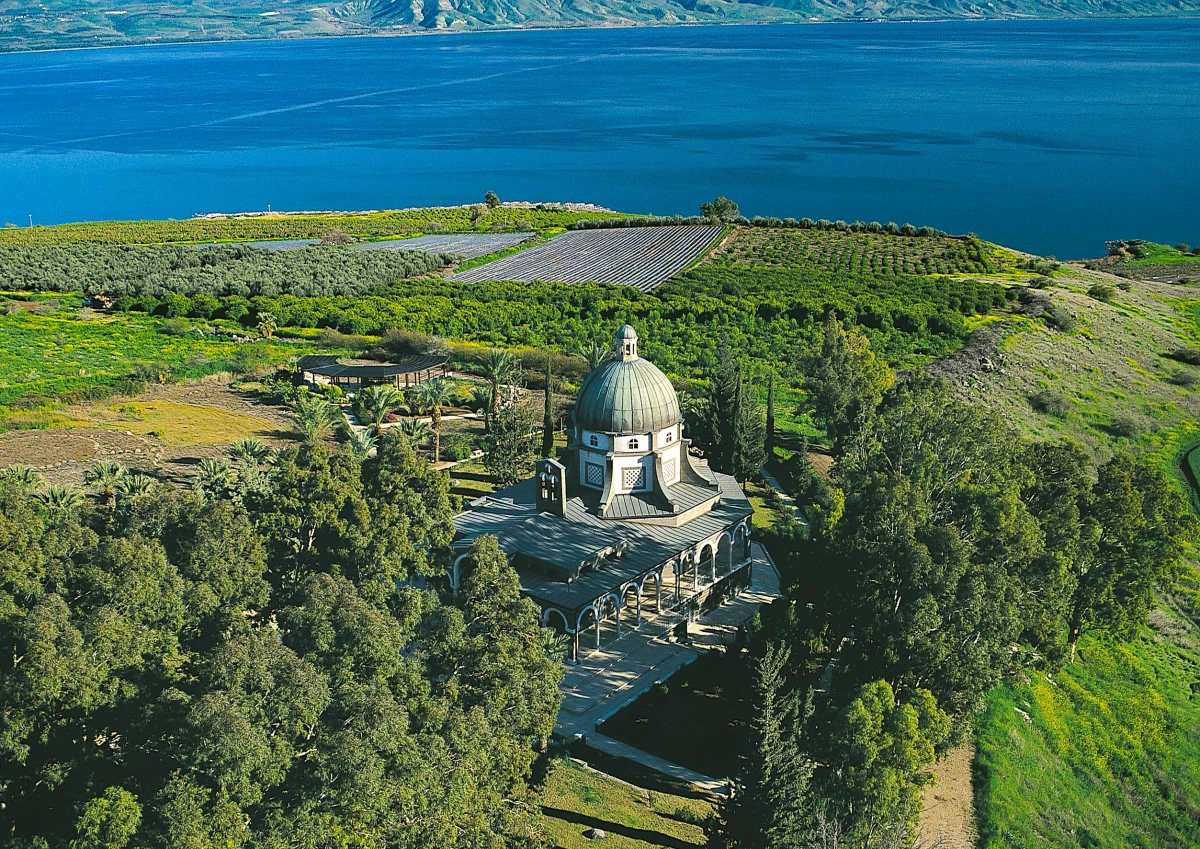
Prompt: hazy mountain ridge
<box><xmin>1</xmin><ymin>0</ymin><xmax>1197</xmax><ymax>51</ymax></box>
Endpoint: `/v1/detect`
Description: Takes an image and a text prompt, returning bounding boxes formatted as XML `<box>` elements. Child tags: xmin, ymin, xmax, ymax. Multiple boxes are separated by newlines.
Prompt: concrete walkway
<box><xmin>557</xmin><ymin>543</ymin><xmax>782</xmax><ymax>789</ymax></box>
<box><xmin>586</xmin><ymin>732</ymin><xmax>729</xmax><ymax>795</ymax></box>
<box><xmin>759</xmin><ymin>466</ymin><xmax>810</xmax><ymax>530</ymax></box>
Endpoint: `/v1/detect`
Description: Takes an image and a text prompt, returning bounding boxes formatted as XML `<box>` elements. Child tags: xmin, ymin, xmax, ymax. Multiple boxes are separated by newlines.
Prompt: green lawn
<box><xmin>975</xmin><ymin>605</ymin><xmax>1200</xmax><ymax>849</ymax></box>
<box><xmin>0</xmin><ymin>307</ymin><xmax>298</xmax><ymax>415</ymax></box>
<box><xmin>541</xmin><ymin>758</ymin><xmax>712</xmax><ymax>849</ymax></box>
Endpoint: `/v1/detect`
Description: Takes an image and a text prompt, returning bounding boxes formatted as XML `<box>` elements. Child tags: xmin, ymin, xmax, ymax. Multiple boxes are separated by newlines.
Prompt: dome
<box><xmin>574</xmin><ymin>327</ymin><xmax>681</xmax><ymax>434</ymax></box>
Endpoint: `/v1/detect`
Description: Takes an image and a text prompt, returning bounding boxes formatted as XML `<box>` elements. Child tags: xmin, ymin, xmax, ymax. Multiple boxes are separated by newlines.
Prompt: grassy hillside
<box><xmin>976</xmin><ymin>594</ymin><xmax>1200</xmax><ymax>848</ymax></box>
<box><xmin>541</xmin><ymin>758</ymin><xmax>712</xmax><ymax>849</ymax></box>
<box><xmin>2</xmin><ymin>0</ymin><xmax>1199</xmax><ymax>51</ymax></box>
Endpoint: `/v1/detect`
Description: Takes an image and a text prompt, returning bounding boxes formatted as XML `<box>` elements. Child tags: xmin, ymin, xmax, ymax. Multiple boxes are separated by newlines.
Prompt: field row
<box><xmin>451</xmin><ymin>225</ymin><xmax>724</xmax><ymax>291</ymax></box>
<box><xmin>715</xmin><ymin>227</ymin><xmax>998</xmax><ymax>276</ymax></box>
<box><xmin>353</xmin><ymin>232</ymin><xmax>534</xmax><ymax>259</ymax></box>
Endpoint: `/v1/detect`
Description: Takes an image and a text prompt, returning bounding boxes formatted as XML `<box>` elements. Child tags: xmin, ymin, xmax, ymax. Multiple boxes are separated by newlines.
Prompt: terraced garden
<box><xmin>451</xmin><ymin>225</ymin><xmax>724</xmax><ymax>291</ymax></box>
<box><xmin>714</xmin><ymin>226</ymin><xmax>1002</xmax><ymax>276</ymax></box>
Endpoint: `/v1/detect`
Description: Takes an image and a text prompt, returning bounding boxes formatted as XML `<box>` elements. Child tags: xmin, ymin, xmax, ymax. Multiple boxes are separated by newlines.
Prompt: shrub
<box><xmin>1108</xmin><ymin>413</ymin><xmax>1142</xmax><ymax>438</ymax></box>
<box><xmin>1088</xmin><ymin>284</ymin><xmax>1117</xmax><ymax>302</ymax></box>
<box><xmin>1176</xmin><ymin>243</ymin><xmax>1191</xmax><ymax>253</ymax></box>
<box><xmin>157</xmin><ymin>318</ymin><xmax>192</xmax><ymax>337</ymax></box>
<box><xmin>1117</xmin><ymin>281</ymin><xmax>1133</xmax><ymax>291</ymax></box>
<box><xmin>1167</xmin><ymin>369</ymin><xmax>1199</xmax><ymax>388</ymax></box>
<box><xmin>1029</xmin><ymin>389</ymin><xmax>1071</xmax><ymax>418</ymax></box>
<box><xmin>1047</xmin><ymin>304</ymin><xmax>1076</xmax><ymax>332</ymax></box>
<box><xmin>1166</xmin><ymin>347</ymin><xmax>1200</xmax><ymax>365</ymax></box>
<box><xmin>1029</xmin><ymin>276</ymin><xmax>1054</xmax><ymax>289</ymax></box>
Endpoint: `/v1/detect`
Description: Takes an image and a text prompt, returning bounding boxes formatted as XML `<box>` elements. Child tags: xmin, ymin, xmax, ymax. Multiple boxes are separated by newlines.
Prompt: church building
<box><xmin>452</xmin><ymin>325</ymin><xmax>755</xmax><ymax>661</ymax></box>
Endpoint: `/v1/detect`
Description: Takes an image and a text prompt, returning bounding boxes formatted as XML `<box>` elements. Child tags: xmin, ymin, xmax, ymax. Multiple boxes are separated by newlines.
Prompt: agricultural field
<box><xmin>0</xmin><ymin>205</ymin><xmax>635</xmax><ymax>246</ymax></box>
<box><xmin>352</xmin><ymin>232</ymin><xmax>535</xmax><ymax>259</ymax></box>
<box><xmin>712</xmin><ymin>226</ymin><xmax>1005</xmax><ymax>277</ymax></box>
<box><xmin>451</xmin><ymin>225</ymin><xmax>724</xmax><ymax>291</ymax></box>
<box><xmin>0</xmin><ymin>243</ymin><xmax>451</xmax><ymax>297</ymax></box>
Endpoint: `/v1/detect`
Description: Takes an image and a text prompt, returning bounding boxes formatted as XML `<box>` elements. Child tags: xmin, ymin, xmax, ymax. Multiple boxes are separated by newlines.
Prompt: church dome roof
<box><xmin>574</xmin><ymin>327</ymin><xmax>681</xmax><ymax>435</ymax></box>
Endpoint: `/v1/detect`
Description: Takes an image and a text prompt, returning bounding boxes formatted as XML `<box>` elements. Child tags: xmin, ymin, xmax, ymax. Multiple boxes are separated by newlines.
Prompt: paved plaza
<box><xmin>555</xmin><ymin>543</ymin><xmax>782</xmax><ymax>785</ymax></box>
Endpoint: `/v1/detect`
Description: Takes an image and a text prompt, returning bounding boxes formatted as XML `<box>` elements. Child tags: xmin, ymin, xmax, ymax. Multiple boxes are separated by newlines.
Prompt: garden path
<box><xmin>759</xmin><ymin>466</ymin><xmax>810</xmax><ymax>530</ymax></box>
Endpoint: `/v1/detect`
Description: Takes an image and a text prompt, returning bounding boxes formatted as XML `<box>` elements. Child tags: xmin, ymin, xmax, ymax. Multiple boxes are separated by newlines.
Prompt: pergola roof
<box><xmin>298</xmin><ymin>354</ymin><xmax>448</xmax><ymax>380</ymax></box>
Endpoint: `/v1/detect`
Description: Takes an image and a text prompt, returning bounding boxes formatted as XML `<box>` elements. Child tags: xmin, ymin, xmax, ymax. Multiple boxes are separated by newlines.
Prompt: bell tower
<box><xmin>536</xmin><ymin>458</ymin><xmax>567</xmax><ymax>518</ymax></box>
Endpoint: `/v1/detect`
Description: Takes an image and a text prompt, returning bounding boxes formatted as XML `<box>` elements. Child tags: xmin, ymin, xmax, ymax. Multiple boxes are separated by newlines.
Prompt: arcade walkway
<box><xmin>555</xmin><ymin>542</ymin><xmax>782</xmax><ymax>789</ymax></box>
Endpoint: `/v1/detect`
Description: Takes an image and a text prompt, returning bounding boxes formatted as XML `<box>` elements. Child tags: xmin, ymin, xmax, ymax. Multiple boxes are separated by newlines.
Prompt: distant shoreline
<box><xmin>3</xmin><ymin>13</ymin><xmax>1198</xmax><ymax>58</ymax></box>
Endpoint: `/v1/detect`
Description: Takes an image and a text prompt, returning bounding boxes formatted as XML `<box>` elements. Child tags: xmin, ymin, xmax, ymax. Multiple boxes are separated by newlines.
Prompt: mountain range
<box><xmin>0</xmin><ymin>0</ymin><xmax>1197</xmax><ymax>51</ymax></box>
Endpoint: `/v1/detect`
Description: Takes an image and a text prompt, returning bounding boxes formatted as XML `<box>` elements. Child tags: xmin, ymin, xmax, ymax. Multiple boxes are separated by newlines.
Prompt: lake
<box><xmin>1</xmin><ymin>19</ymin><xmax>1197</xmax><ymax>258</ymax></box>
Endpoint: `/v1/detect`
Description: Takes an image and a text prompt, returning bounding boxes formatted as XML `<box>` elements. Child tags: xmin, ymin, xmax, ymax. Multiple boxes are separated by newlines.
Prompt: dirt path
<box><xmin>918</xmin><ymin>743</ymin><xmax>978</xmax><ymax>849</ymax></box>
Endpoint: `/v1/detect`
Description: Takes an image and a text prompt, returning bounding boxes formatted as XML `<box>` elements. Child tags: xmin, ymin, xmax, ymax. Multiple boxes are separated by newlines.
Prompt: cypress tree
<box><xmin>709</xmin><ymin>342</ymin><xmax>741</xmax><ymax>473</ymax></box>
<box><xmin>715</xmin><ymin>644</ymin><xmax>813</xmax><ymax>849</ymax></box>
<box><xmin>731</xmin><ymin>374</ymin><xmax>766</xmax><ymax>482</ymax></box>
<box><xmin>541</xmin><ymin>356</ymin><xmax>555</xmax><ymax>458</ymax></box>
<box><xmin>765</xmin><ymin>373</ymin><xmax>776</xmax><ymax>459</ymax></box>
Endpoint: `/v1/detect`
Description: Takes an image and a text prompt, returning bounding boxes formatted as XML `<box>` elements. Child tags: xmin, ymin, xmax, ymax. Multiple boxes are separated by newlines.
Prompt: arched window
<box><xmin>589</xmin><ymin>434</ymin><xmax>599</xmax><ymax>447</ymax></box>
<box><xmin>628</xmin><ymin>438</ymin><xmax>639</xmax><ymax>451</ymax></box>
<box><xmin>665</xmin><ymin>432</ymin><xmax>673</xmax><ymax>444</ymax></box>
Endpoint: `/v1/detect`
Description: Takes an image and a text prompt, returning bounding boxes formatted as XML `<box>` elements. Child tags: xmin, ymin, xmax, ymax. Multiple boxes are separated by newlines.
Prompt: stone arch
<box><xmin>718</xmin><ymin>532</ymin><xmax>734</xmax><ymax>573</ymax></box>
<box><xmin>640</xmin><ymin>569</ymin><xmax>664</xmax><ymax>615</ymax></box>
<box><xmin>621</xmin><ymin>582</ymin><xmax>643</xmax><ymax>626</ymax></box>
<box><xmin>448</xmin><ymin>552</ymin><xmax>471</xmax><ymax>597</ymax></box>
<box><xmin>542</xmin><ymin>607</ymin><xmax>570</xmax><ymax>634</ymax></box>
<box><xmin>599</xmin><ymin>593</ymin><xmax>622</xmax><ymax>641</ymax></box>
<box><xmin>698</xmin><ymin>543</ymin><xmax>716</xmax><ymax>586</ymax></box>
<box><xmin>576</xmin><ymin>604</ymin><xmax>599</xmax><ymax>635</ymax></box>
<box><xmin>735</xmin><ymin>521</ymin><xmax>752</xmax><ymax>560</ymax></box>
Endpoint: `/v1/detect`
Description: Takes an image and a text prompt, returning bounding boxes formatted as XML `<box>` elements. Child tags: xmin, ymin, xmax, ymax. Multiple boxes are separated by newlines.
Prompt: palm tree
<box><xmin>37</xmin><ymin>485</ymin><xmax>84</xmax><ymax>517</ymax></box>
<box><xmin>229</xmin><ymin>438</ymin><xmax>270</xmax><ymax>466</ymax></box>
<box><xmin>480</xmin><ymin>349</ymin><xmax>515</xmax><ymax>432</ymax></box>
<box><xmin>576</xmin><ymin>339</ymin><xmax>611</xmax><ymax>371</ymax></box>
<box><xmin>0</xmin><ymin>465</ymin><xmax>45</xmax><ymax>494</ymax></box>
<box><xmin>469</xmin><ymin>386</ymin><xmax>492</xmax><ymax>423</ymax></box>
<box><xmin>346</xmin><ymin>428</ymin><xmax>377</xmax><ymax>462</ymax></box>
<box><xmin>292</xmin><ymin>394</ymin><xmax>340</xmax><ymax>443</ymax></box>
<box><xmin>355</xmin><ymin>385</ymin><xmax>404</xmax><ymax>436</ymax></box>
<box><xmin>256</xmin><ymin>313</ymin><xmax>278</xmax><ymax>338</ymax></box>
<box><xmin>118</xmin><ymin>474</ymin><xmax>156</xmax><ymax>501</ymax></box>
<box><xmin>84</xmin><ymin>460</ymin><xmax>128</xmax><ymax>511</ymax></box>
<box><xmin>195</xmin><ymin>458</ymin><xmax>235</xmax><ymax>501</ymax></box>
<box><xmin>398</xmin><ymin>416</ymin><xmax>432</xmax><ymax>448</ymax></box>
<box><xmin>417</xmin><ymin>378</ymin><xmax>456</xmax><ymax>463</ymax></box>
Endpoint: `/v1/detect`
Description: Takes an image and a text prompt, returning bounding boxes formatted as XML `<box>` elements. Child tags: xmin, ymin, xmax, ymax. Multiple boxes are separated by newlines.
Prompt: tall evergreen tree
<box><xmin>715</xmin><ymin>644</ymin><xmax>813</xmax><ymax>849</ymax></box>
<box><xmin>708</xmin><ymin>342</ymin><xmax>742</xmax><ymax>474</ymax></box>
<box><xmin>766</xmin><ymin>373</ymin><xmax>776</xmax><ymax>459</ymax></box>
<box><xmin>542</xmin><ymin>356</ymin><xmax>555</xmax><ymax>458</ymax></box>
<box><xmin>732</xmin><ymin>373</ymin><xmax>767</xmax><ymax>482</ymax></box>
<box><xmin>485</xmin><ymin>401</ymin><xmax>538</xmax><ymax>488</ymax></box>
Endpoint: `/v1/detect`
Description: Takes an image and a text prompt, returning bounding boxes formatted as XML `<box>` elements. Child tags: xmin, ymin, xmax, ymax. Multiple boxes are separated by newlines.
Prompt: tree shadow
<box><xmin>540</xmin><ymin>807</ymin><xmax>695</xmax><ymax>849</ymax></box>
<box><xmin>569</xmin><ymin>744</ymin><xmax>720</xmax><ymax>801</ymax></box>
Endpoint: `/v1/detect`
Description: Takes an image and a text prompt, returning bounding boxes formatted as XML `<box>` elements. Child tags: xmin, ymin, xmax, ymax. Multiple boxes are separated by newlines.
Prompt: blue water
<box><xmin>1</xmin><ymin>20</ymin><xmax>1197</xmax><ymax>258</ymax></box>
